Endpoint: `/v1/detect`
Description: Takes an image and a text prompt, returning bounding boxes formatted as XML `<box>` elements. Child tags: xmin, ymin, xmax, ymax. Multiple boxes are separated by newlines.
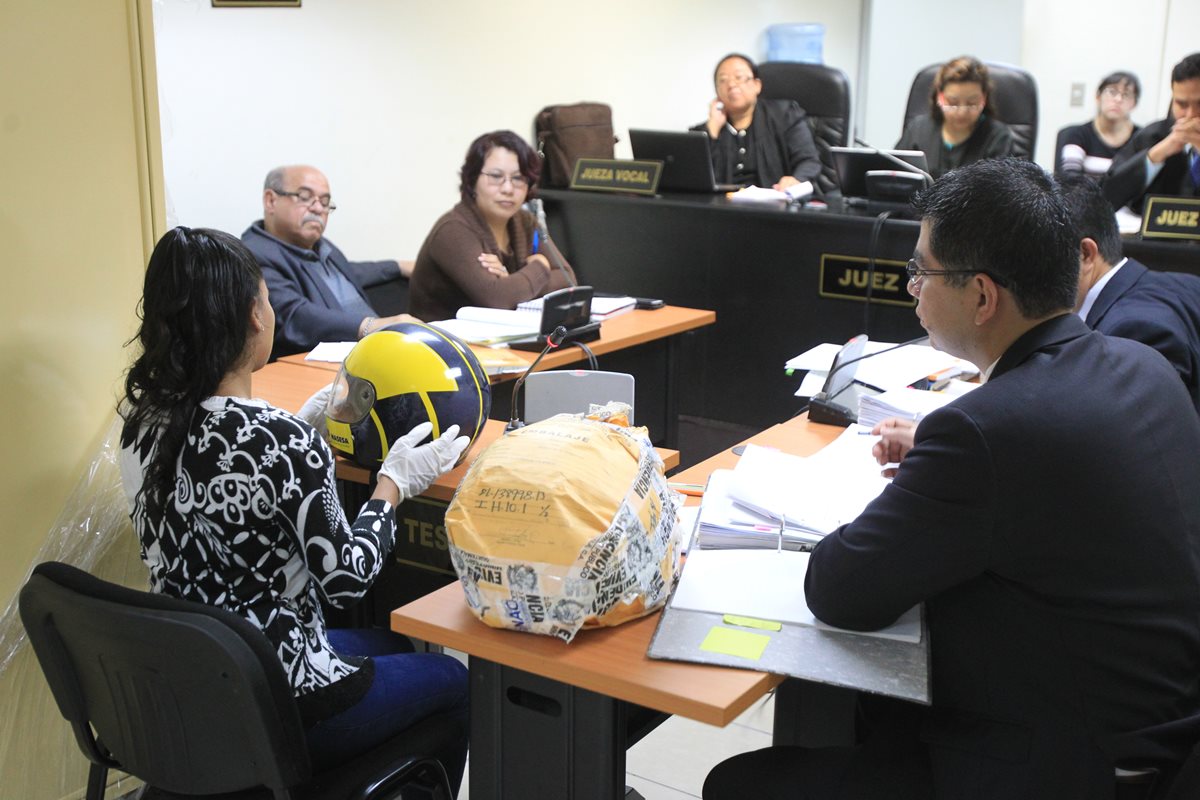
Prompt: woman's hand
<box><xmin>478</xmin><ymin>253</ymin><xmax>507</xmax><ymax>277</ymax></box>
<box><xmin>872</xmin><ymin>417</ymin><xmax>917</xmax><ymax>478</ymax></box>
<box><xmin>526</xmin><ymin>253</ymin><xmax>552</xmax><ymax>273</ymax></box>
<box><xmin>706</xmin><ymin>98</ymin><xmax>727</xmax><ymax>139</ymax></box>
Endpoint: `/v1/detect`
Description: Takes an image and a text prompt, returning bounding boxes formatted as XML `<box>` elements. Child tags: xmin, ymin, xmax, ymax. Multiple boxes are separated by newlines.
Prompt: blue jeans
<box><xmin>306</xmin><ymin>628</ymin><xmax>469</xmax><ymax>793</ymax></box>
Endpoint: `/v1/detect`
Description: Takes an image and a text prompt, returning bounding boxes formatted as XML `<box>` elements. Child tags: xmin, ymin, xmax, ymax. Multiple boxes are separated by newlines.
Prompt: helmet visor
<box><xmin>326</xmin><ymin>367</ymin><xmax>376</xmax><ymax>425</ymax></box>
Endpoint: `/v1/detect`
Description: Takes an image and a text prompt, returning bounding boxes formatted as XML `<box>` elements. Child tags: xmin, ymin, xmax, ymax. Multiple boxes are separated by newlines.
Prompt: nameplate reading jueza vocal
<box><xmin>569</xmin><ymin>158</ymin><xmax>662</xmax><ymax>195</ymax></box>
<box><xmin>1141</xmin><ymin>196</ymin><xmax>1200</xmax><ymax>241</ymax></box>
<box><xmin>818</xmin><ymin>255</ymin><xmax>915</xmax><ymax>307</ymax></box>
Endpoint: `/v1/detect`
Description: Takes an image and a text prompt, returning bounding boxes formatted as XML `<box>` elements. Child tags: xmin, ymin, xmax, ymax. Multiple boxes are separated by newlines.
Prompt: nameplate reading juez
<box><xmin>569</xmin><ymin>158</ymin><xmax>662</xmax><ymax>195</ymax></box>
<box><xmin>818</xmin><ymin>255</ymin><xmax>915</xmax><ymax>307</ymax></box>
<box><xmin>1141</xmin><ymin>196</ymin><xmax>1200</xmax><ymax>241</ymax></box>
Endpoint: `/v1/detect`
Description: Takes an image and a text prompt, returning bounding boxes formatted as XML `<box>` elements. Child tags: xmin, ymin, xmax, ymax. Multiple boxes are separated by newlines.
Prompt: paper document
<box><xmin>429</xmin><ymin>306</ymin><xmax>540</xmax><ymax>345</ymax></box>
<box><xmin>519</xmin><ymin>295</ymin><xmax>635</xmax><ymax>320</ymax></box>
<box><xmin>695</xmin><ymin>470</ymin><xmax>825</xmax><ymax>550</ymax></box>
<box><xmin>670</xmin><ymin>548</ymin><xmax>922</xmax><ymax>643</ymax></box>
<box><xmin>306</xmin><ymin>341</ymin><xmax>356</xmax><ymax>363</ymax></box>
<box><xmin>787</xmin><ymin>341</ymin><xmax>975</xmax><ymax>396</ymax></box>
<box><xmin>727</xmin><ymin>432</ymin><xmax>890</xmax><ymax>536</ymax></box>
<box><xmin>727</xmin><ymin>182</ymin><xmax>813</xmax><ymax>203</ymax></box>
<box><xmin>857</xmin><ymin>386</ymin><xmax>966</xmax><ymax>428</ymax></box>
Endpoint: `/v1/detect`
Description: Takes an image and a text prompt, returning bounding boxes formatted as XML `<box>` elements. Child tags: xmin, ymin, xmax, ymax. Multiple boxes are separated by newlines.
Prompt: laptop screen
<box><xmin>629</xmin><ymin>129</ymin><xmax>724</xmax><ymax>193</ymax></box>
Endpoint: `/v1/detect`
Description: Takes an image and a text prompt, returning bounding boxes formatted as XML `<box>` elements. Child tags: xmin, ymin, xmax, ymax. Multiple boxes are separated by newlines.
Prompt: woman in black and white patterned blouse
<box><xmin>118</xmin><ymin>227</ymin><xmax>470</xmax><ymax>788</ymax></box>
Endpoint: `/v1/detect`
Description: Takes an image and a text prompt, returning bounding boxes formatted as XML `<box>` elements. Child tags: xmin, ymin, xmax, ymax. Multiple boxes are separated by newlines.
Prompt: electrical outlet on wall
<box><xmin>1070</xmin><ymin>83</ymin><xmax>1086</xmax><ymax>107</ymax></box>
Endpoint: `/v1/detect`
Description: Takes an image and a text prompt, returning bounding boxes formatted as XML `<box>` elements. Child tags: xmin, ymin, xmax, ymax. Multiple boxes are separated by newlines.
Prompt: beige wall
<box><xmin>0</xmin><ymin>0</ymin><xmax>163</xmax><ymax>796</ymax></box>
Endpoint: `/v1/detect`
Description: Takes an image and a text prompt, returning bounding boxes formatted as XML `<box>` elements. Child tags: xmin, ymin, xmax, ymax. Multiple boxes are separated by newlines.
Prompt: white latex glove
<box><xmin>378</xmin><ymin>421</ymin><xmax>470</xmax><ymax>502</ymax></box>
<box><xmin>297</xmin><ymin>384</ymin><xmax>334</xmax><ymax>438</ymax></box>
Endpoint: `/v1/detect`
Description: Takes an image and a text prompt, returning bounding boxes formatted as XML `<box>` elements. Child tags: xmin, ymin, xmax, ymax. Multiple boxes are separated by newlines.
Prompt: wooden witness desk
<box><xmin>389</xmin><ymin>414</ymin><xmax>906</xmax><ymax>800</ymax></box>
<box><xmin>278</xmin><ymin>305</ymin><xmax>716</xmax><ymax>448</ymax></box>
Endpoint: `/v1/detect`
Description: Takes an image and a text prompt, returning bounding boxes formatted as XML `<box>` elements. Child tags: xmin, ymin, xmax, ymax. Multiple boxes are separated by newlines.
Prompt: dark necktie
<box><xmin>1190</xmin><ymin>150</ymin><xmax>1200</xmax><ymax>189</ymax></box>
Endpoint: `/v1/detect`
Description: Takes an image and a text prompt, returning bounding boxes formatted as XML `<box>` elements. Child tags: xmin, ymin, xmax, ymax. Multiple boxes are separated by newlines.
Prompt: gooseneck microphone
<box><xmin>505</xmin><ymin>325</ymin><xmax>569</xmax><ymax>433</ymax></box>
<box><xmin>807</xmin><ymin>335</ymin><xmax>930</xmax><ymax>427</ymax></box>
<box><xmin>530</xmin><ymin>198</ymin><xmax>576</xmax><ymax>287</ymax></box>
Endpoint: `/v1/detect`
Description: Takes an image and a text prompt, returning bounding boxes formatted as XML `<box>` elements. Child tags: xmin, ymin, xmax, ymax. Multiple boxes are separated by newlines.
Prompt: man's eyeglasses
<box><xmin>274</xmin><ymin>189</ymin><xmax>336</xmax><ymax>211</ymax></box>
<box><xmin>480</xmin><ymin>171</ymin><xmax>531</xmax><ymax>189</ymax></box>
<box><xmin>716</xmin><ymin>74</ymin><xmax>756</xmax><ymax>89</ymax></box>
<box><xmin>906</xmin><ymin>258</ymin><xmax>1008</xmax><ymax>288</ymax></box>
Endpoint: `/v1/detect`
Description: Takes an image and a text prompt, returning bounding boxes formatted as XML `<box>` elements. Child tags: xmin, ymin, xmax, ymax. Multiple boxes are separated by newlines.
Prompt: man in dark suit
<box><xmin>241</xmin><ymin>165</ymin><xmax>415</xmax><ymax>358</ymax></box>
<box><xmin>704</xmin><ymin>159</ymin><xmax>1200</xmax><ymax>799</ymax></box>
<box><xmin>1061</xmin><ymin>173</ymin><xmax>1200</xmax><ymax>413</ymax></box>
<box><xmin>1104</xmin><ymin>52</ymin><xmax>1200</xmax><ymax>213</ymax></box>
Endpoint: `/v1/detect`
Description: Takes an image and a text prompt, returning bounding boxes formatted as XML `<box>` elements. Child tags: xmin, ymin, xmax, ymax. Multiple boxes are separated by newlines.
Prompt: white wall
<box><xmin>153</xmin><ymin>0</ymin><xmax>863</xmax><ymax>258</ymax></box>
<box><xmin>1021</xmin><ymin>0</ymin><xmax>1196</xmax><ymax>172</ymax></box>
<box><xmin>858</xmin><ymin>0</ymin><xmax>1025</xmax><ymax>151</ymax></box>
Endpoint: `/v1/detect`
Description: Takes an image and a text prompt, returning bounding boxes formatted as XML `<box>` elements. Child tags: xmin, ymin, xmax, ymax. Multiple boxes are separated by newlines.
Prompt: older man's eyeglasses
<box><xmin>274</xmin><ymin>189</ymin><xmax>337</xmax><ymax>211</ymax></box>
<box><xmin>480</xmin><ymin>171</ymin><xmax>530</xmax><ymax>189</ymax></box>
<box><xmin>906</xmin><ymin>258</ymin><xmax>1008</xmax><ymax>289</ymax></box>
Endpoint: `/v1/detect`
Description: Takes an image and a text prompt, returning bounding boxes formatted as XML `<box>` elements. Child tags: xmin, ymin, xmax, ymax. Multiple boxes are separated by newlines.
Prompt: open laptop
<box><xmin>628</xmin><ymin>129</ymin><xmax>740</xmax><ymax>193</ymax></box>
<box><xmin>830</xmin><ymin>147</ymin><xmax>929</xmax><ymax>200</ymax></box>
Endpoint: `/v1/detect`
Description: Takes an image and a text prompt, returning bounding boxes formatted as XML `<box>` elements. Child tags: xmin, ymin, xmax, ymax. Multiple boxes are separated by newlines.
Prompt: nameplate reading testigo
<box><xmin>569</xmin><ymin>158</ymin><xmax>662</xmax><ymax>195</ymax></box>
<box><xmin>818</xmin><ymin>254</ymin><xmax>915</xmax><ymax>307</ymax></box>
<box><xmin>1140</xmin><ymin>196</ymin><xmax>1200</xmax><ymax>241</ymax></box>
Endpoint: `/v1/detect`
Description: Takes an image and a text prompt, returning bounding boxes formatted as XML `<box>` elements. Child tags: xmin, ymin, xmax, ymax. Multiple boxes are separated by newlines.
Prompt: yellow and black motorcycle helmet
<box><xmin>325</xmin><ymin>322</ymin><xmax>491</xmax><ymax>468</ymax></box>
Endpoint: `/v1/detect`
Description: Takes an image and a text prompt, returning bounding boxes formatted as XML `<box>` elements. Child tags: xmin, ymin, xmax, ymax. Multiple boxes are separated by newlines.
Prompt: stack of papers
<box><xmin>695</xmin><ymin>428</ymin><xmax>891</xmax><ymax>550</ymax></box>
<box><xmin>670</xmin><ymin>548</ymin><xmax>922</xmax><ymax>643</ymax></box>
<box><xmin>857</xmin><ymin>386</ymin><xmax>972</xmax><ymax>429</ymax></box>
<box><xmin>429</xmin><ymin>307</ymin><xmax>540</xmax><ymax>345</ymax></box>
<box><xmin>696</xmin><ymin>471</ymin><xmax>825</xmax><ymax>550</ymax></box>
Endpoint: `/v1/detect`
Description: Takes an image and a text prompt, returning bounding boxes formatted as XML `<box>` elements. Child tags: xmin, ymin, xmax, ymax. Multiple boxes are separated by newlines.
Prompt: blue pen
<box><xmin>531</xmin><ymin>230</ymin><xmax>540</xmax><ymax>254</ymax></box>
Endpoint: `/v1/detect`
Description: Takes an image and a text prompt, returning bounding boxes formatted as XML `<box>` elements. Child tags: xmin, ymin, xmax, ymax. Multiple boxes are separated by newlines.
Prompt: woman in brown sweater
<box><xmin>409</xmin><ymin>130</ymin><xmax>577</xmax><ymax>321</ymax></box>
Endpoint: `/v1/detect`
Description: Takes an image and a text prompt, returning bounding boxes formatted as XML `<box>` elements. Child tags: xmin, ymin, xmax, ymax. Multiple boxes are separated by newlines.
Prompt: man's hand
<box><xmin>774</xmin><ymin>176</ymin><xmax>801</xmax><ymax>192</ymax></box>
<box><xmin>361</xmin><ymin>313</ymin><xmax>419</xmax><ymax>337</ymax></box>
<box><xmin>872</xmin><ymin>417</ymin><xmax>917</xmax><ymax>478</ymax></box>
<box><xmin>1148</xmin><ymin>117</ymin><xmax>1200</xmax><ymax>164</ymax></box>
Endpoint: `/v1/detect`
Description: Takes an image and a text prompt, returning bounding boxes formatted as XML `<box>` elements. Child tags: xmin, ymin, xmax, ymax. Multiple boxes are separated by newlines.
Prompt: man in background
<box><xmin>241</xmin><ymin>165</ymin><xmax>414</xmax><ymax>358</ymax></box>
<box><xmin>1104</xmin><ymin>52</ymin><xmax>1200</xmax><ymax>213</ymax></box>
<box><xmin>1061</xmin><ymin>172</ymin><xmax>1200</xmax><ymax>413</ymax></box>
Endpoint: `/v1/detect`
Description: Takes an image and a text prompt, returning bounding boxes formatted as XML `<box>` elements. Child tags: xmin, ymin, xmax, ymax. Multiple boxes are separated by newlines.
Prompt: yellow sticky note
<box><xmin>722</xmin><ymin>614</ymin><xmax>783</xmax><ymax>632</ymax></box>
<box><xmin>700</xmin><ymin>626</ymin><xmax>770</xmax><ymax>660</ymax></box>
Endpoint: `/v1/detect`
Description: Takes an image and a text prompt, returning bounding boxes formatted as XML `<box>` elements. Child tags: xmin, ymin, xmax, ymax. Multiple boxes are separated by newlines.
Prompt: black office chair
<box><xmin>18</xmin><ymin>561</ymin><xmax>454</xmax><ymax>800</ymax></box>
<box><xmin>902</xmin><ymin>62</ymin><xmax>1039</xmax><ymax>161</ymax></box>
<box><xmin>758</xmin><ymin>61</ymin><xmax>852</xmax><ymax>196</ymax></box>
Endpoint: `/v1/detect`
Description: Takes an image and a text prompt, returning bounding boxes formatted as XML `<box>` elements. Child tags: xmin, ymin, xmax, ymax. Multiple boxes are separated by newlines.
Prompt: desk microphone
<box><xmin>505</xmin><ymin>325</ymin><xmax>568</xmax><ymax>433</ymax></box>
<box><xmin>529</xmin><ymin>198</ymin><xmax>576</xmax><ymax>287</ymax></box>
<box><xmin>852</xmin><ymin>137</ymin><xmax>935</xmax><ymax>188</ymax></box>
<box><xmin>808</xmin><ymin>335</ymin><xmax>930</xmax><ymax>427</ymax></box>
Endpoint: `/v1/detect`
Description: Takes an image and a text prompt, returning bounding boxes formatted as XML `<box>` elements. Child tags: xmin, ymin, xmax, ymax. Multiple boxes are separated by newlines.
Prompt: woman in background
<box><xmin>1055</xmin><ymin>71</ymin><xmax>1140</xmax><ymax>177</ymax></box>
<box><xmin>896</xmin><ymin>56</ymin><xmax>1014</xmax><ymax>179</ymax></box>
<box><xmin>693</xmin><ymin>52</ymin><xmax>823</xmax><ymax>191</ymax></box>
<box><xmin>119</xmin><ymin>227</ymin><xmax>470</xmax><ymax>791</ymax></box>
<box><xmin>409</xmin><ymin>130</ymin><xmax>577</xmax><ymax>322</ymax></box>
